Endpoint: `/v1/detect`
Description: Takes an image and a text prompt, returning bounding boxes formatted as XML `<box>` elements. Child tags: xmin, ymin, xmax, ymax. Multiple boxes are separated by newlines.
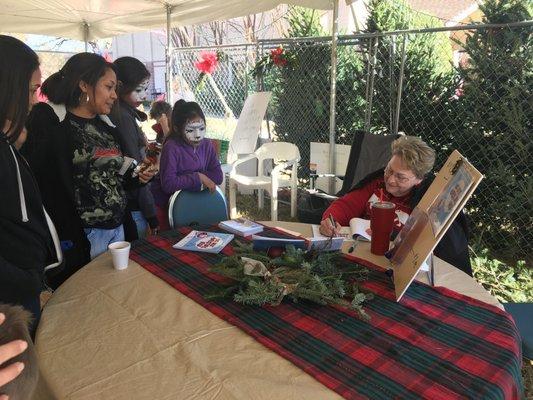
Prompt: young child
<box><xmin>111</xmin><ymin>56</ymin><xmax>159</xmax><ymax>239</ymax></box>
<box><xmin>150</xmin><ymin>100</ymin><xmax>223</xmax><ymax>230</ymax></box>
<box><xmin>149</xmin><ymin>100</ymin><xmax>172</xmax><ymax>144</ymax></box>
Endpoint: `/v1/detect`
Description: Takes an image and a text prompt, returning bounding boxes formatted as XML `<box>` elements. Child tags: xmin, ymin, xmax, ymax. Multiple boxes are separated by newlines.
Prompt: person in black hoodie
<box><xmin>0</xmin><ymin>35</ymin><xmax>61</xmax><ymax>333</ymax></box>
<box><xmin>111</xmin><ymin>57</ymin><xmax>159</xmax><ymax>240</ymax></box>
<box><xmin>40</xmin><ymin>53</ymin><xmax>156</xmax><ymax>288</ymax></box>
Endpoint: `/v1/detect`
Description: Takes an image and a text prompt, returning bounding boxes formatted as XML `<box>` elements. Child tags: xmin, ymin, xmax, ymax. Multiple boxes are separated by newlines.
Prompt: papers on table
<box><xmin>251</xmin><ymin>234</ymin><xmax>344</xmax><ymax>252</ymax></box>
<box><xmin>311</xmin><ymin>217</ymin><xmax>371</xmax><ymax>242</ymax></box>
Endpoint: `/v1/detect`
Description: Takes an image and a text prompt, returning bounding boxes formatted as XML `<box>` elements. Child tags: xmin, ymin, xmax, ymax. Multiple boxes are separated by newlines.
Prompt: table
<box><xmin>34</xmin><ymin>222</ymin><xmax>506</xmax><ymax>400</ymax></box>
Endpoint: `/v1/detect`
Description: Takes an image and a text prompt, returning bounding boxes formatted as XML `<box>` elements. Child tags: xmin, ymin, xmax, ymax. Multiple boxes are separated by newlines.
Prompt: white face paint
<box><xmin>184</xmin><ymin>121</ymin><xmax>206</xmax><ymax>144</ymax></box>
<box><xmin>131</xmin><ymin>79</ymin><xmax>150</xmax><ymax>103</ymax></box>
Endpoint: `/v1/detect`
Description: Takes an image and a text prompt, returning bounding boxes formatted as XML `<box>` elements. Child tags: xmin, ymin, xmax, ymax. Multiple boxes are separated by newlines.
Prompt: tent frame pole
<box><xmin>83</xmin><ymin>21</ymin><xmax>89</xmax><ymax>52</ymax></box>
<box><xmin>393</xmin><ymin>33</ymin><xmax>407</xmax><ymax>135</ymax></box>
<box><xmin>328</xmin><ymin>0</ymin><xmax>339</xmax><ymax>194</ymax></box>
<box><xmin>166</xmin><ymin>4</ymin><xmax>173</xmax><ymax>105</ymax></box>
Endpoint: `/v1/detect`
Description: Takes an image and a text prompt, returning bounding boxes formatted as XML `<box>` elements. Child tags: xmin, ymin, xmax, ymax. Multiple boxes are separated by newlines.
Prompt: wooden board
<box><xmin>389</xmin><ymin>150</ymin><xmax>483</xmax><ymax>301</ymax></box>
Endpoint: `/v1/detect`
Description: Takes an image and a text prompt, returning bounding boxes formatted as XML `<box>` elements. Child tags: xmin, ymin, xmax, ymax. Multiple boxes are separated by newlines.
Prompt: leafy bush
<box><xmin>453</xmin><ymin>0</ymin><xmax>532</xmax><ymax>263</ymax></box>
<box><xmin>471</xmin><ymin>248</ymin><xmax>532</xmax><ymax>302</ymax></box>
<box><xmin>335</xmin><ymin>41</ymin><xmax>367</xmax><ymax>144</ymax></box>
<box><xmin>266</xmin><ymin>8</ymin><xmax>332</xmax><ymax>177</ymax></box>
<box><xmin>366</xmin><ymin>0</ymin><xmax>457</xmax><ymax>149</ymax></box>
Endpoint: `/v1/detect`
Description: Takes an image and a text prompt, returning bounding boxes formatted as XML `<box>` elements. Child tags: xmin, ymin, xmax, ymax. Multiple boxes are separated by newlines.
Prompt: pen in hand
<box><xmin>328</xmin><ymin>214</ymin><xmax>338</xmax><ymax>237</ymax></box>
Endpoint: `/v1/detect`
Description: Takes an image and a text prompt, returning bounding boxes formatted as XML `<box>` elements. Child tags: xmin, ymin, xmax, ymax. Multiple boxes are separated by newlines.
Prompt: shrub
<box><xmin>471</xmin><ymin>247</ymin><xmax>532</xmax><ymax>302</ymax></box>
<box><xmin>454</xmin><ymin>0</ymin><xmax>532</xmax><ymax>262</ymax></box>
<box><xmin>266</xmin><ymin>8</ymin><xmax>332</xmax><ymax>177</ymax></box>
<box><xmin>365</xmin><ymin>0</ymin><xmax>456</xmax><ymax>148</ymax></box>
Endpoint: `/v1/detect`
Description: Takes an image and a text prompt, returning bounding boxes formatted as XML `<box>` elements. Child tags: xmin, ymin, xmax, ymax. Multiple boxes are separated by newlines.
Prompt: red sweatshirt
<box><xmin>323</xmin><ymin>176</ymin><xmax>413</xmax><ymax>232</ymax></box>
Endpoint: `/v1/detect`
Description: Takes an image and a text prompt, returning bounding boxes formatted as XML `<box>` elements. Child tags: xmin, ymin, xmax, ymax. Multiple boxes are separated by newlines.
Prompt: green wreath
<box><xmin>208</xmin><ymin>242</ymin><xmax>374</xmax><ymax>321</ymax></box>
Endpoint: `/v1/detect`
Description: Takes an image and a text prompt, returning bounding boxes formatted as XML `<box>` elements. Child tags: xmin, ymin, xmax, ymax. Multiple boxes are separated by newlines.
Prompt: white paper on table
<box><xmin>349</xmin><ymin>218</ymin><xmax>371</xmax><ymax>241</ymax></box>
<box><xmin>311</xmin><ymin>218</ymin><xmax>370</xmax><ymax>241</ymax></box>
<box><xmin>311</xmin><ymin>224</ymin><xmax>351</xmax><ymax>241</ymax></box>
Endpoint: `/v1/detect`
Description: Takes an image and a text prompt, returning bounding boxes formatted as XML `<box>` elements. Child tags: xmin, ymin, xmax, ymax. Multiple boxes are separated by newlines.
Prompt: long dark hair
<box><xmin>0</xmin><ymin>35</ymin><xmax>39</xmax><ymax>143</ymax></box>
<box><xmin>41</xmin><ymin>53</ymin><xmax>115</xmax><ymax>109</ymax></box>
<box><xmin>114</xmin><ymin>56</ymin><xmax>150</xmax><ymax>98</ymax></box>
<box><xmin>167</xmin><ymin>100</ymin><xmax>206</xmax><ymax>143</ymax></box>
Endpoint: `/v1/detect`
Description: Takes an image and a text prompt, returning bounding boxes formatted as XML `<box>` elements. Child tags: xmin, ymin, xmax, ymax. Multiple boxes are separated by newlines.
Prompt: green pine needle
<box><xmin>207</xmin><ymin>241</ymin><xmax>373</xmax><ymax>320</ymax></box>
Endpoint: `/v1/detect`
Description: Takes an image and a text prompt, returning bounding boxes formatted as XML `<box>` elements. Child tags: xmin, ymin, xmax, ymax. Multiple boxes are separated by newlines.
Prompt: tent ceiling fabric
<box><xmin>0</xmin><ymin>0</ymin><xmax>346</xmax><ymax>41</ymax></box>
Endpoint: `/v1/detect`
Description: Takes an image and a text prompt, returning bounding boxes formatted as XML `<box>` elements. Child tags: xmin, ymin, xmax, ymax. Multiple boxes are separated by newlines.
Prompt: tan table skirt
<box><xmin>33</xmin><ymin>221</ymin><xmax>499</xmax><ymax>399</ymax></box>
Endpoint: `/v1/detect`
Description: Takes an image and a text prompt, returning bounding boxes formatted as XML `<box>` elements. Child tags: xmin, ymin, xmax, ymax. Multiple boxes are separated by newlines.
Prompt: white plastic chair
<box><xmin>229</xmin><ymin>142</ymin><xmax>300</xmax><ymax>221</ymax></box>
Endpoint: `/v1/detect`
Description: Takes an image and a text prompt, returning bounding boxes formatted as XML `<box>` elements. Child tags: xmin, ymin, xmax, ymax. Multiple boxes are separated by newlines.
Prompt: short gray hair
<box><xmin>391</xmin><ymin>136</ymin><xmax>435</xmax><ymax>178</ymax></box>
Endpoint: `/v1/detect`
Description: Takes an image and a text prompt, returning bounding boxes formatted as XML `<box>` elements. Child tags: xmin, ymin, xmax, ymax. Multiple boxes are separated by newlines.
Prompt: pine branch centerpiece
<box><xmin>208</xmin><ymin>242</ymin><xmax>374</xmax><ymax>321</ymax></box>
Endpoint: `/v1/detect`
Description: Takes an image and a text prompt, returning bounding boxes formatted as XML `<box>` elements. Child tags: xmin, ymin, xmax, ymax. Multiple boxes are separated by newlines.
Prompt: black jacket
<box><xmin>0</xmin><ymin>133</ymin><xmax>56</xmax><ymax>304</ymax></box>
<box><xmin>21</xmin><ymin>102</ymin><xmax>60</xmax><ymax>187</ymax></box>
<box><xmin>38</xmin><ymin>112</ymin><xmax>142</xmax><ymax>288</ymax></box>
<box><xmin>351</xmin><ymin>169</ymin><xmax>472</xmax><ymax>275</ymax></box>
<box><xmin>110</xmin><ymin>102</ymin><xmax>158</xmax><ymax>230</ymax></box>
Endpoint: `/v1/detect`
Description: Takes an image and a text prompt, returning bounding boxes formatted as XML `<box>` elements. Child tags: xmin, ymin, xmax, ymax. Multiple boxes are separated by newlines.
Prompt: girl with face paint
<box><xmin>111</xmin><ymin>57</ymin><xmax>160</xmax><ymax>240</ymax></box>
<box><xmin>150</xmin><ymin>100</ymin><xmax>224</xmax><ymax>230</ymax></box>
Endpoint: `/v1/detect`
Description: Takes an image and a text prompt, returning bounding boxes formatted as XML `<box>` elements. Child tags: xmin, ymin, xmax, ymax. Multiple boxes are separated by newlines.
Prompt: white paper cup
<box><xmin>108</xmin><ymin>241</ymin><xmax>131</xmax><ymax>270</ymax></box>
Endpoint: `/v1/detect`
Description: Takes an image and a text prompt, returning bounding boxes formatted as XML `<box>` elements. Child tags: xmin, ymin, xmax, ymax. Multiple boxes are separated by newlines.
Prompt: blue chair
<box><xmin>504</xmin><ymin>303</ymin><xmax>532</xmax><ymax>360</ymax></box>
<box><xmin>168</xmin><ymin>187</ymin><xmax>229</xmax><ymax>228</ymax></box>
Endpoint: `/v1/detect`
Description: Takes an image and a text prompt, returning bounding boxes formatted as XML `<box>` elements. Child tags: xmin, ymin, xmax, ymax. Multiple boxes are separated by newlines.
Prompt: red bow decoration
<box><xmin>270</xmin><ymin>47</ymin><xmax>288</xmax><ymax>66</ymax></box>
<box><xmin>194</xmin><ymin>51</ymin><xmax>219</xmax><ymax>74</ymax></box>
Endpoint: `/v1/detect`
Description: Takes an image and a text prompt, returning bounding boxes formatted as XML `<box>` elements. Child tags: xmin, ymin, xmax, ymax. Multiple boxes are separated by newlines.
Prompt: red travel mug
<box><xmin>370</xmin><ymin>201</ymin><xmax>396</xmax><ymax>255</ymax></box>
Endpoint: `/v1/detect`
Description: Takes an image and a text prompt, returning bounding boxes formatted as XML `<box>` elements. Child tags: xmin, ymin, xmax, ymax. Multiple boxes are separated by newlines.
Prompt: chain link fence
<box><xmin>36</xmin><ymin>50</ymin><xmax>77</xmax><ymax>81</ymax></box>
<box><xmin>172</xmin><ymin>44</ymin><xmax>258</xmax><ymax>140</ymax></box>
<box><xmin>172</xmin><ymin>22</ymin><xmax>532</xmax><ymax>263</ymax></box>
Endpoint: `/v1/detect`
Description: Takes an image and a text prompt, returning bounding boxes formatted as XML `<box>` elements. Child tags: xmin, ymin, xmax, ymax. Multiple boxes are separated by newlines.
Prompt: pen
<box><xmin>328</xmin><ymin>214</ymin><xmax>337</xmax><ymax>235</ymax></box>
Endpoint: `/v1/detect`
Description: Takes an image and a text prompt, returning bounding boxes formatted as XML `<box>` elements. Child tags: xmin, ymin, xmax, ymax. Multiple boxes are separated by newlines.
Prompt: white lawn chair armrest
<box><xmin>230</xmin><ymin>154</ymin><xmax>258</xmax><ymax>175</ymax></box>
<box><xmin>271</xmin><ymin>160</ymin><xmax>296</xmax><ymax>176</ymax></box>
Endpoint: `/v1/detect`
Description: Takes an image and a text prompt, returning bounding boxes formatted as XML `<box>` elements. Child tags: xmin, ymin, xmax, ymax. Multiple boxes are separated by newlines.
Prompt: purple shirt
<box><xmin>151</xmin><ymin>138</ymin><xmax>223</xmax><ymax>207</ymax></box>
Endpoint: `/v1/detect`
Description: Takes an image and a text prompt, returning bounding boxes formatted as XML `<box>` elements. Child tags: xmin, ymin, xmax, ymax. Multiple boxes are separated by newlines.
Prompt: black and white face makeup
<box><xmin>184</xmin><ymin>119</ymin><xmax>206</xmax><ymax>146</ymax></box>
<box><xmin>131</xmin><ymin>79</ymin><xmax>150</xmax><ymax>103</ymax></box>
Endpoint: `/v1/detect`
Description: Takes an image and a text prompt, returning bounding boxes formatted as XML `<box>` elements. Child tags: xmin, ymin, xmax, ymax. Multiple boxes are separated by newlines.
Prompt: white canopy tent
<box><xmin>0</xmin><ymin>0</ymin><xmax>339</xmax><ymax>41</ymax></box>
<box><xmin>1</xmin><ymin>0</ymin><xmax>350</xmax><ymax>192</ymax></box>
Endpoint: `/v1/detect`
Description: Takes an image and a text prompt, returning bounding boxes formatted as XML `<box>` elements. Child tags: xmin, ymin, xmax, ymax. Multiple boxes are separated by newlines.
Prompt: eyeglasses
<box><xmin>384</xmin><ymin>166</ymin><xmax>416</xmax><ymax>184</ymax></box>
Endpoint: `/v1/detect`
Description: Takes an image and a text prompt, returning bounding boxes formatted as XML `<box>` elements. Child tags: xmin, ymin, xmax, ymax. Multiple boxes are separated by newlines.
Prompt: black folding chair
<box><xmin>299</xmin><ymin>131</ymin><xmax>400</xmax><ymax>223</ymax></box>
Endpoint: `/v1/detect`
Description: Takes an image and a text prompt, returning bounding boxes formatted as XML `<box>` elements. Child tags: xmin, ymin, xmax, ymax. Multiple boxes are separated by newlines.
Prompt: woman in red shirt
<box><xmin>320</xmin><ymin>136</ymin><xmax>435</xmax><ymax>235</ymax></box>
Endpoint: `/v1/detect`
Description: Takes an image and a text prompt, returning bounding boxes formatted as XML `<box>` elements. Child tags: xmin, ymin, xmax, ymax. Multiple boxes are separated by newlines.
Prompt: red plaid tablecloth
<box><xmin>130</xmin><ymin>227</ymin><xmax>523</xmax><ymax>400</ymax></box>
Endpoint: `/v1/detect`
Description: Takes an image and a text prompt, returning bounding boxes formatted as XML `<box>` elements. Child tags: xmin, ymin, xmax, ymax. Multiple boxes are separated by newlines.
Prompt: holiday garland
<box><xmin>208</xmin><ymin>242</ymin><xmax>374</xmax><ymax>321</ymax></box>
<box><xmin>251</xmin><ymin>46</ymin><xmax>296</xmax><ymax>78</ymax></box>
